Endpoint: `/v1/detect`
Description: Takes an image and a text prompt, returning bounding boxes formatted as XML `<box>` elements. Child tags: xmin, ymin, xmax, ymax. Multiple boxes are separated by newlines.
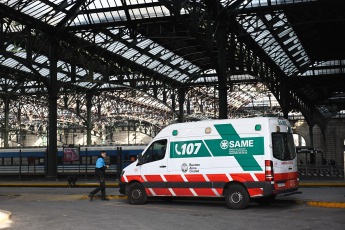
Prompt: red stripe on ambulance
<box><xmin>230</xmin><ymin>173</ymin><xmax>254</xmax><ymax>182</ymax></box>
<box><xmin>144</xmin><ymin>175</ymin><xmax>164</xmax><ymax>182</ymax></box>
<box><xmin>215</xmin><ymin>188</ymin><xmax>223</xmax><ymax>196</ymax></box>
<box><xmin>145</xmin><ymin>188</ymin><xmax>153</xmax><ymax>196</ymax></box>
<box><xmin>254</xmin><ymin>173</ymin><xmax>265</xmax><ymax>181</ymax></box>
<box><xmin>172</xmin><ymin>188</ymin><xmax>194</xmax><ymax>196</ymax></box>
<box><xmin>125</xmin><ymin>175</ymin><xmax>145</xmax><ymax>183</ymax></box>
<box><xmin>168</xmin><ymin>175</ymin><xmax>185</xmax><ymax>182</ymax></box>
<box><xmin>206</xmin><ymin>174</ymin><xmax>230</xmax><ymax>182</ymax></box>
<box><xmin>151</xmin><ymin>188</ymin><xmax>167</xmax><ymax>196</ymax></box>
<box><xmin>274</xmin><ymin>172</ymin><xmax>298</xmax><ymax>181</ymax></box>
<box><xmin>248</xmin><ymin>188</ymin><xmax>263</xmax><ymax>197</ymax></box>
<box><xmin>184</xmin><ymin>174</ymin><xmax>206</xmax><ymax>182</ymax></box>
<box><xmin>193</xmin><ymin>188</ymin><xmax>217</xmax><ymax>196</ymax></box>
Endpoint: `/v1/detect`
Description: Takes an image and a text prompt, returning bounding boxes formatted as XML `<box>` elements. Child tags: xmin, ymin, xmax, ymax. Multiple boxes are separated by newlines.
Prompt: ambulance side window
<box><xmin>142</xmin><ymin>139</ymin><xmax>167</xmax><ymax>164</ymax></box>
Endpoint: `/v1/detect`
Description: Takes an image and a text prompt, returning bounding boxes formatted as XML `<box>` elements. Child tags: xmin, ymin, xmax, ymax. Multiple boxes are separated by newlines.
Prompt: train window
<box><xmin>110</xmin><ymin>155</ymin><xmax>116</xmax><ymax>165</ymax></box>
<box><xmin>92</xmin><ymin>156</ymin><xmax>98</xmax><ymax>165</ymax></box>
<box><xmin>4</xmin><ymin>158</ymin><xmax>12</xmax><ymax>166</ymax></box>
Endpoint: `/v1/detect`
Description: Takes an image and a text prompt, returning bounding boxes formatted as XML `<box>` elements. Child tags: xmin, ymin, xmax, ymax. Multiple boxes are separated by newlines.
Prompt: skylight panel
<box><xmin>75</xmin><ymin>82</ymin><xmax>96</xmax><ymax>88</ymax></box>
<box><xmin>180</xmin><ymin>63</ymin><xmax>191</xmax><ymax>70</ymax></box>
<box><xmin>39</xmin><ymin>68</ymin><xmax>49</xmax><ymax>76</ymax></box>
<box><xmin>14</xmin><ymin>51</ymin><xmax>27</xmax><ymax>59</ymax></box>
<box><xmin>173</xmin><ymin>73</ymin><xmax>187</xmax><ymax>82</ymax></box>
<box><xmin>154</xmin><ymin>6</ymin><xmax>169</xmax><ymax>17</ymax></box>
<box><xmin>239</xmin><ymin>13</ymin><xmax>305</xmax><ymax>76</ymax></box>
<box><xmin>137</xmin><ymin>40</ymin><xmax>152</xmax><ymax>49</ymax></box>
<box><xmin>35</xmin><ymin>56</ymin><xmax>49</xmax><ymax>65</ymax></box>
<box><xmin>135</xmin><ymin>54</ymin><xmax>150</xmax><ymax>64</ymax></box>
<box><xmin>147</xmin><ymin>60</ymin><xmax>160</xmax><ymax>69</ymax></box>
<box><xmin>78</xmin><ymin>69</ymin><xmax>88</xmax><ymax>77</ymax></box>
<box><xmin>170</xmin><ymin>57</ymin><xmax>183</xmax><ymax>65</ymax></box>
<box><xmin>168</xmin><ymin>70</ymin><xmax>180</xmax><ymax>78</ymax></box>
<box><xmin>188</xmin><ymin>66</ymin><xmax>199</xmax><ymax>74</ymax></box>
<box><xmin>57</xmin><ymin>72</ymin><xmax>67</xmax><ymax>81</ymax></box>
<box><xmin>112</xmin><ymin>42</ymin><xmax>126</xmax><ymax>52</ymax></box>
<box><xmin>283</xmin><ymin>36</ymin><xmax>295</xmax><ymax>46</ymax></box>
<box><xmin>122</xmin><ymin>48</ymin><xmax>139</xmax><ymax>59</ymax></box>
<box><xmin>19</xmin><ymin>65</ymin><xmax>32</xmax><ymax>73</ymax></box>
<box><xmin>157</xmin><ymin>65</ymin><xmax>171</xmax><ymax>74</ymax></box>
<box><xmin>2</xmin><ymin>58</ymin><xmax>19</xmax><ymax>68</ymax></box>
<box><xmin>149</xmin><ymin>46</ymin><xmax>164</xmax><ymax>55</ymax></box>
<box><xmin>160</xmin><ymin>52</ymin><xmax>173</xmax><ymax>60</ymax></box>
<box><xmin>94</xmin><ymin>73</ymin><xmax>102</xmax><ymax>80</ymax></box>
<box><xmin>129</xmin><ymin>8</ymin><xmax>142</xmax><ymax>20</ymax></box>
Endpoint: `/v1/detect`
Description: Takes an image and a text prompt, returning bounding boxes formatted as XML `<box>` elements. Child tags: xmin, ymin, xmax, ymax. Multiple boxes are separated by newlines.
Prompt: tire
<box><xmin>255</xmin><ymin>195</ymin><xmax>276</xmax><ymax>205</ymax></box>
<box><xmin>127</xmin><ymin>182</ymin><xmax>147</xmax><ymax>205</ymax></box>
<box><xmin>224</xmin><ymin>184</ymin><xmax>250</xmax><ymax>209</ymax></box>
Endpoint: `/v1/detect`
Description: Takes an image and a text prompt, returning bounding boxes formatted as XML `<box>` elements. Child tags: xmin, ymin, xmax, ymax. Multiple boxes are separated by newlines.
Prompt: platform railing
<box><xmin>0</xmin><ymin>164</ymin><xmax>118</xmax><ymax>174</ymax></box>
<box><xmin>298</xmin><ymin>165</ymin><xmax>344</xmax><ymax>179</ymax></box>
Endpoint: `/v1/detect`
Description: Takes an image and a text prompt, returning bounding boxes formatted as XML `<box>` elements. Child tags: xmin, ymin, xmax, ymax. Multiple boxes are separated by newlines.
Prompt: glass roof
<box><xmin>299</xmin><ymin>60</ymin><xmax>345</xmax><ymax>76</ymax></box>
<box><xmin>70</xmin><ymin>0</ymin><xmax>175</xmax><ymax>27</ymax></box>
<box><xmin>1</xmin><ymin>0</ymin><xmax>343</xmax><ymax>132</ymax></box>
<box><xmin>238</xmin><ymin>12</ymin><xmax>310</xmax><ymax>76</ymax></box>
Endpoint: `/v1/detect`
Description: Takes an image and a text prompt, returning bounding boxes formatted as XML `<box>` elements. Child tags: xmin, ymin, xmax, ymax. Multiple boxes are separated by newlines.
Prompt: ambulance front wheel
<box><xmin>127</xmin><ymin>182</ymin><xmax>147</xmax><ymax>205</ymax></box>
<box><xmin>224</xmin><ymin>184</ymin><xmax>249</xmax><ymax>209</ymax></box>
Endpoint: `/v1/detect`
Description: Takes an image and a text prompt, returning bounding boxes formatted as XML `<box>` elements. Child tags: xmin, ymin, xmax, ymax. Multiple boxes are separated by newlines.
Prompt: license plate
<box><xmin>277</xmin><ymin>183</ymin><xmax>285</xmax><ymax>188</ymax></box>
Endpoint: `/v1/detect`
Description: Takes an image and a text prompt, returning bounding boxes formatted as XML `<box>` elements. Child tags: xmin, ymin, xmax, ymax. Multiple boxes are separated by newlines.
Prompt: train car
<box><xmin>0</xmin><ymin>145</ymin><xmax>146</xmax><ymax>175</ymax></box>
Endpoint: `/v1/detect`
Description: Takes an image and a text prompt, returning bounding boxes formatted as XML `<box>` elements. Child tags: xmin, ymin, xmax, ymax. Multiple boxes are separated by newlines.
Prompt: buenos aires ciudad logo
<box><xmin>181</xmin><ymin>163</ymin><xmax>188</xmax><ymax>173</ymax></box>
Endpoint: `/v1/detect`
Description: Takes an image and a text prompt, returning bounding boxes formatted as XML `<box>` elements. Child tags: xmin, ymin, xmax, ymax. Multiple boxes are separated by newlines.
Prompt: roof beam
<box><xmin>56</xmin><ymin>0</ymin><xmax>89</xmax><ymax>28</ymax></box>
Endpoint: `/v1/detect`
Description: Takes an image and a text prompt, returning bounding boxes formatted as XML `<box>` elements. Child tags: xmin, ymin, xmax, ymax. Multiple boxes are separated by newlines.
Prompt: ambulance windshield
<box><xmin>272</xmin><ymin>133</ymin><xmax>296</xmax><ymax>161</ymax></box>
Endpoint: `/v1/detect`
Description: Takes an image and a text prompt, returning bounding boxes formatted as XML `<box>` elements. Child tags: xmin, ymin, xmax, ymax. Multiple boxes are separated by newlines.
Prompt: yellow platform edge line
<box><xmin>80</xmin><ymin>195</ymin><xmax>127</xmax><ymax>200</ymax></box>
<box><xmin>296</xmin><ymin>200</ymin><xmax>345</xmax><ymax>208</ymax></box>
<box><xmin>299</xmin><ymin>183</ymin><xmax>345</xmax><ymax>186</ymax></box>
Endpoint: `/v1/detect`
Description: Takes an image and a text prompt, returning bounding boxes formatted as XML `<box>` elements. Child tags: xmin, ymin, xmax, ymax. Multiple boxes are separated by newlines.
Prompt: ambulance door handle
<box><xmin>289</xmin><ymin>166</ymin><xmax>292</xmax><ymax>170</ymax></box>
<box><xmin>160</xmin><ymin>165</ymin><xmax>167</xmax><ymax>168</ymax></box>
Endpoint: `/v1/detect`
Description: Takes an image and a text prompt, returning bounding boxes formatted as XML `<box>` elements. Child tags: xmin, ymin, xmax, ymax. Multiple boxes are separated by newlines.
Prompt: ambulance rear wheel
<box><xmin>224</xmin><ymin>184</ymin><xmax>249</xmax><ymax>209</ymax></box>
<box><xmin>128</xmin><ymin>182</ymin><xmax>147</xmax><ymax>205</ymax></box>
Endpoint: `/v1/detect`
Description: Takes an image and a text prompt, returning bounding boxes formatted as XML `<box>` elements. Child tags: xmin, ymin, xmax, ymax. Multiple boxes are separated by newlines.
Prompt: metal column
<box><xmin>280</xmin><ymin>80</ymin><xmax>290</xmax><ymax>119</ymax></box>
<box><xmin>3</xmin><ymin>96</ymin><xmax>9</xmax><ymax>148</ymax></box>
<box><xmin>178</xmin><ymin>87</ymin><xmax>185</xmax><ymax>123</ymax></box>
<box><xmin>216</xmin><ymin>23</ymin><xmax>228</xmax><ymax>119</ymax></box>
<box><xmin>309</xmin><ymin>125</ymin><xmax>315</xmax><ymax>164</ymax></box>
<box><xmin>46</xmin><ymin>41</ymin><xmax>58</xmax><ymax>180</ymax></box>
<box><xmin>86</xmin><ymin>94</ymin><xmax>93</xmax><ymax>146</ymax></box>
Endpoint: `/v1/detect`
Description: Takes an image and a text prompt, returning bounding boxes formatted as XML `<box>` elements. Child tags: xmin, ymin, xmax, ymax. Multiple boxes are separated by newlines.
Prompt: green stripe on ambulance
<box><xmin>170</xmin><ymin>124</ymin><xmax>264</xmax><ymax>171</ymax></box>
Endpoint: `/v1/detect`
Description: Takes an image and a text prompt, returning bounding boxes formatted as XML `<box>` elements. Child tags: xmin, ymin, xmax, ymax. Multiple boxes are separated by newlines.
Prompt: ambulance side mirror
<box><xmin>137</xmin><ymin>154</ymin><xmax>143</xmax><ymax>166</ymax></box>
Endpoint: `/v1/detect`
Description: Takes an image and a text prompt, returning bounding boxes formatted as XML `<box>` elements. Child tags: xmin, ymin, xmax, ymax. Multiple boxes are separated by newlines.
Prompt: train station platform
<box><xmin>1</xmin><ymin>179</ymin><xmax>345</xmax><ymax>225</ymax></box>
<box><xmin>0</xmin><ymin>179</ymin><xmax>344</xmax><ymax>187</ymax></box>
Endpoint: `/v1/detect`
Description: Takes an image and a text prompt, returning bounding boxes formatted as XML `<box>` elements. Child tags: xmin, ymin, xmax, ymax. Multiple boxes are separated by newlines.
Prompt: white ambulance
<box><xmin>119</xmin><ymin>117</ymin><xmax>300</xmax><ymax>209</ymax></box>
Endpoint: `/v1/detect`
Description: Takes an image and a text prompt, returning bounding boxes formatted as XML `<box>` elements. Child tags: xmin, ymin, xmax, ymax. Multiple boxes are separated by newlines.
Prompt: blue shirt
<box><xmin>95</xmin><ymin>157</ymin><xmax>105</xmax><ymax>168</ymax></box>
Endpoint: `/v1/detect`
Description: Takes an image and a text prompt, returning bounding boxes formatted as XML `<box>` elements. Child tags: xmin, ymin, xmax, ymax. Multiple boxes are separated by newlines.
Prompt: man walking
<box><xmin>89</xmin><ymin>151</ymin><xmax>109</xmax><ymax>201</ymax></box>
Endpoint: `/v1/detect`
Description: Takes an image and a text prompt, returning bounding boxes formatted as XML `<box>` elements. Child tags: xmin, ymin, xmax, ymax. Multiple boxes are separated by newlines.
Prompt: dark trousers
<box><xmin>90</xmin><ymin>177</ymin><xmax>106</xmax><ymax>199</ymax></box>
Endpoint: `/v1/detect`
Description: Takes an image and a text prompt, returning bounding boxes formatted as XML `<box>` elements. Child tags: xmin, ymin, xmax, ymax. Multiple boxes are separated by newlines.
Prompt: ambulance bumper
<box><xmin>262</xmin><ymin>181</ymin><xmax>300</xmax><ymax>196</ymax></box>
<box><xmin>119</xmin><ymin>182</ymin><xmax>127</xmax><ymax>195</ymax></box>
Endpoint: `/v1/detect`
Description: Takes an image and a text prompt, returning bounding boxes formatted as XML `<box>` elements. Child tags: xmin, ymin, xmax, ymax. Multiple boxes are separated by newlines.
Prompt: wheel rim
<box><xmin>132</xmin><ymin>189</ymin><xmax>142</xmax><ymax>200</ymax></box>
<box><xmin>230</xmin><ymin>192</ymin><xmax>242</xmax><ymax>204</ymax></box>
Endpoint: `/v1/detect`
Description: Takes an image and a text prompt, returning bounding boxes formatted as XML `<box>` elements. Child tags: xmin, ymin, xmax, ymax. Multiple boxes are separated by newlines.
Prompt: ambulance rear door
<box><xmin>270</xmin><ymin>119</ymin><xmax>298</xmax><ymax>191</ymax></box>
